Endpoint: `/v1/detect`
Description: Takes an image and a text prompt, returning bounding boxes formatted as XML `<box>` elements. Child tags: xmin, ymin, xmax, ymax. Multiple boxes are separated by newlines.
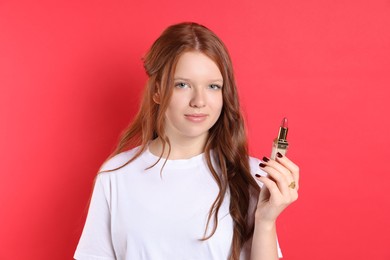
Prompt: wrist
<box><xmin>254</xmin><ymin>218</ymin><xmax>276</xmax><ymax>231</ymax></box>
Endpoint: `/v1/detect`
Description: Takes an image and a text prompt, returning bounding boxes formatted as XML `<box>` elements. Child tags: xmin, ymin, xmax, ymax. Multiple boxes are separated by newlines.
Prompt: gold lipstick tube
<box><xmin>270</xmin><ymin>117</ymin><xmax>289</xmax><ymax>159</ymax></box>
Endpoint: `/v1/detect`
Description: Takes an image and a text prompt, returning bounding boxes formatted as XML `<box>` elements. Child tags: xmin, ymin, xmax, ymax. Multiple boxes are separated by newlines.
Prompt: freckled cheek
<box><xmin>211</xmin><ymin>101</ymin><xmax>223</xmax><ymax>120</ymax></box>
<box><xmin>215</xmin><ymin>96</ymin><xmax>223</xmax><ymax>113</ymax></box>
<box><xmin>167</xmin><ymin>95</ymin><xmax>190</xmax><ymax>110</ymax></box>
<box><xmin>170</xmin><ymin>93</ymin><xmax>191</xmax><ymax>107</ymax></box>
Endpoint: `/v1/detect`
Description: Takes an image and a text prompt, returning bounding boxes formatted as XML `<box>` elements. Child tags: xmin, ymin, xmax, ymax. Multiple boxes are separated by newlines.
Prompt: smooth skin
<box><xmin>149</xmin><ymin>51</ymin><xmax>299</xmax><ymax>260</ymax></box>
<box><xmin>252</xmin><ymin>154</ymin><xmax>299</xmax><ymax>260</ymax></box>
<box><xmin>149</xmin><ymin>51</ymin><xmax>223</xmax><ymax>159</ymax></box>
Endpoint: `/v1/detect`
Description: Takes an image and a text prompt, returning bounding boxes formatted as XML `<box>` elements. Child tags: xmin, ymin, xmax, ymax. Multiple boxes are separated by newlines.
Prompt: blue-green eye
<box><xmin>175</xmin><ymin>82</ymin><xmax>189</xmax><ymax>88</ymax></box>
<box><xmin>209</xmin><ymin>84</ymin><xmax>222</xmax><ymax>90</ymax></box>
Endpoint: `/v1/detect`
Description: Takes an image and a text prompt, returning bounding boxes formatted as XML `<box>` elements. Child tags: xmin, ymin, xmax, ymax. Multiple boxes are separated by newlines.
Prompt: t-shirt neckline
<box><xmin>142</xmin><ymin>147</ymin><xmax>206</xmax><ymax>169</ymax></box>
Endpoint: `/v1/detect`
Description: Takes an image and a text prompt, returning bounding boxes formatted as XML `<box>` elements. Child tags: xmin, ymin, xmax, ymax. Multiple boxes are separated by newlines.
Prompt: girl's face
<box><xmin>164</xmin><ymin>51</ymin><xmax>223</xmax><ymax>144</ymax></box>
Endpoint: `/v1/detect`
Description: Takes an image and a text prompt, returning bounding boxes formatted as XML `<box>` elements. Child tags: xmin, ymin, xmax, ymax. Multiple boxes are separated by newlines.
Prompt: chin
<box><xmin>180</xmin><ymin>130</ymin><xmax>209</xmax><ymax>139</ymax></box>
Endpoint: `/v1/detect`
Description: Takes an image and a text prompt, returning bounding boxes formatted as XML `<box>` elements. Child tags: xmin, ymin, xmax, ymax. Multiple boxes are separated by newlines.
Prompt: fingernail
<box><xmin>262</xmin><ymin>156</ymin><xmax>269</xmax><ymax>162</ymax></box>
<box><xmin>259</xmin><ymin>163</ymin><xmax>266</xmax><ymax>168</ymax></box>
<box><xmin>255</xmin><ymin>174</ymin><xmax>261</xmax><ymax>178</ymax></box>
<box><xmin>276</xmin><ymin>152</ymin><xmax>283</xmax><ymax>158</ymax></box>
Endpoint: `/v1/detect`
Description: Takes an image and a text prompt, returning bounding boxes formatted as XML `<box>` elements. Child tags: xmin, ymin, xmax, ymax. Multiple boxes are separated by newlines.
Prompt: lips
<box><xmin>184</xmin><ymin>113</ymin><xmax>208</xmax><ymax>122</ymax></box>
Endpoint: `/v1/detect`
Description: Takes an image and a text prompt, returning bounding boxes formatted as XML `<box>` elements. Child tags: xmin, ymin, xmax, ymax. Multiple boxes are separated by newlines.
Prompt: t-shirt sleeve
<box><xmin>74</xmin><ymin>174</ymin><xmax>116</xmax><ymax>260</ymax></box>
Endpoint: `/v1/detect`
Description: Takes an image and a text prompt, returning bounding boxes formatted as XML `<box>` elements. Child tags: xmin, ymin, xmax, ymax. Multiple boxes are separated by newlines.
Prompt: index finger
<box><xmin>275</xmin><ymin>152</ymin><xmax>300</xmax><ymax>187</ymax></box>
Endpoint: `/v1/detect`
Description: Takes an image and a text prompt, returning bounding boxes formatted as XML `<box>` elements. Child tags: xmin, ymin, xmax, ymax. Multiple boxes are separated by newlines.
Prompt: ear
<box><xmin>153</xmin><ymin>92</ymin><xmax>160</xmax><ymax>104</ymax></box>
<box><xmin>153</xmin><ymin>83</ymin><xmax>161</xmax><ymax>104</ymax></box>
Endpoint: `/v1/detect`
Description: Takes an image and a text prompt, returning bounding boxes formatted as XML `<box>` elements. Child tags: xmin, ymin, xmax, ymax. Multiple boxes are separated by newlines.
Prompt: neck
<box><xmin>149</xmin><ymin>136</ymin><xmax>207</xmax><ymax>160</ymax></box>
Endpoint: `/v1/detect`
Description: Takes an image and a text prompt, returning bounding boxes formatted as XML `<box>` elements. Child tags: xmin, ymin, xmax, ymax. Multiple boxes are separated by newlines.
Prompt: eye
<box><xmin>209</xmin><ymin>84</ymin><xmax>222</xmax><ymax>90</ymax></box>
<box><xmin>175</xmin><ymin>82</ymin><xmax>189</xmax><ymax>89</ymax></box>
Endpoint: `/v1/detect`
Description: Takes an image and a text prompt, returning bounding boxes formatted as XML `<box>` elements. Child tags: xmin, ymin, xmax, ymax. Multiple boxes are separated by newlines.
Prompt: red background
<box><xmin>1</xmin><ymin>0</ymin><xmax>389</xmax><ymax>259</ymax></box>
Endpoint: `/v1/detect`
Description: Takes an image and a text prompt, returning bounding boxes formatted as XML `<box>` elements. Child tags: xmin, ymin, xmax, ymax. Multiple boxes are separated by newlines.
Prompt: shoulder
<box><xmin>248</xmin><ymin>156</ymin><xmax>266</xmax><ymax>176</ymax></box>
<box><xmin>247</xmin><ymin>155</ymin><xmax>267</xmax><ymax>182</ymax></box>
<box><xmin>99</xmin><ymin>146</ymin><xmax>141</xmax><ymax>172</ymax></box>
<box><xmin>248</xmin><ymin>156</ymin><xmax>261</xmax><ymax>171</ymax></box>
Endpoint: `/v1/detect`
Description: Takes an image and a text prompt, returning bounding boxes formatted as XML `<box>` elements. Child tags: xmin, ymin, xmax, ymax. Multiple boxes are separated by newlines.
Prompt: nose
<box><xmin>189</xmin><ymin>88</ymin><xmax>206</xmax><ymax>108</ymax></box>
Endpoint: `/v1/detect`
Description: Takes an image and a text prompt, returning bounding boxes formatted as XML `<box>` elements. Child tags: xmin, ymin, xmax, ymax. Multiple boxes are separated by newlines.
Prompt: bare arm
<box><xmin>250</xmin><ymin>153</ymin><xmax>300</xmax><ymax>260</ymax></box>
<box><xmin>250</xmin><ymin>220</ymin><xmax>279</xmax><ymax>260</ymax></box>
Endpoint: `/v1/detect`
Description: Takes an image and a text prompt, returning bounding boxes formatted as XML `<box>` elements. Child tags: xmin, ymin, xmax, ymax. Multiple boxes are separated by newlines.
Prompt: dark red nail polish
<box><xmin>255</xmin><ymin>174</ymin><xmax>261</xmax><ymax>177</ymax></box>
<box><xmin>276</xmin><ymin>152</ymin><xmax>283</xmax><ymax>158</ymax></box>
<box><xmin>259</xmin><ymin>163</ymin><xmax>266</xmax><ymax>168</ymax></box>
<box><xmin>262</xmin><ymin>156</ymin><xmax>269</xmax><ymax>162</ymax></box>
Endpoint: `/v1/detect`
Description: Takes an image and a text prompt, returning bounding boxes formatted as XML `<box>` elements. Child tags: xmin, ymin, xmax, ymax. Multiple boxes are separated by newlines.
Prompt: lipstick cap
<box><xmin>278</xmin><ymin>118</ymin><xmax>288</xmax><ymax>141</ymax></box>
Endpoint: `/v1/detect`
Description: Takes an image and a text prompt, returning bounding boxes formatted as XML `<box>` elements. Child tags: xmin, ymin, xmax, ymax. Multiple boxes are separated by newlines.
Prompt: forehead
<box><xmin>174</xmin><ymin>51</ymin><xmax>223</xmax><ymax>80</ymax></box>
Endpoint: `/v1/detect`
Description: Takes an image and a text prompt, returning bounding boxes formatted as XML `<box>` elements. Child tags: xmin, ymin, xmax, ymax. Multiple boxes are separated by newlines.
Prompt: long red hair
<box><xmin>106</xmin><ymin>22</ymin><xmax>260</xmax><ymax>259</ymax></box>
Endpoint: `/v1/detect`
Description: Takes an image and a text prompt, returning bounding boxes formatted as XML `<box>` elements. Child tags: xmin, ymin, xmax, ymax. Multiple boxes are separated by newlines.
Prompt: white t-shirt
<box><xmin>74</xmin><ymin>147</ymin><xmax>282</xmax><ymax>260</ymax></box>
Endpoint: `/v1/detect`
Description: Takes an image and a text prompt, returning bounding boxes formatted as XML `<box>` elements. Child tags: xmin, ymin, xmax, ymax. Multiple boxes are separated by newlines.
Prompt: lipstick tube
<box><xmin>270</xmin><ymin>117</ymin><xmax>289</xmax><ymax>159</ymax></box>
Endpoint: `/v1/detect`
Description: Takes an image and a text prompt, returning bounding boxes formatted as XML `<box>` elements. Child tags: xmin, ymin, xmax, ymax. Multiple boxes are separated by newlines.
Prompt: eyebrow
<box><xmin>174</xmin><ymin>77</ymin><xmax>224</xmax><ymax>83</ymax></box>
